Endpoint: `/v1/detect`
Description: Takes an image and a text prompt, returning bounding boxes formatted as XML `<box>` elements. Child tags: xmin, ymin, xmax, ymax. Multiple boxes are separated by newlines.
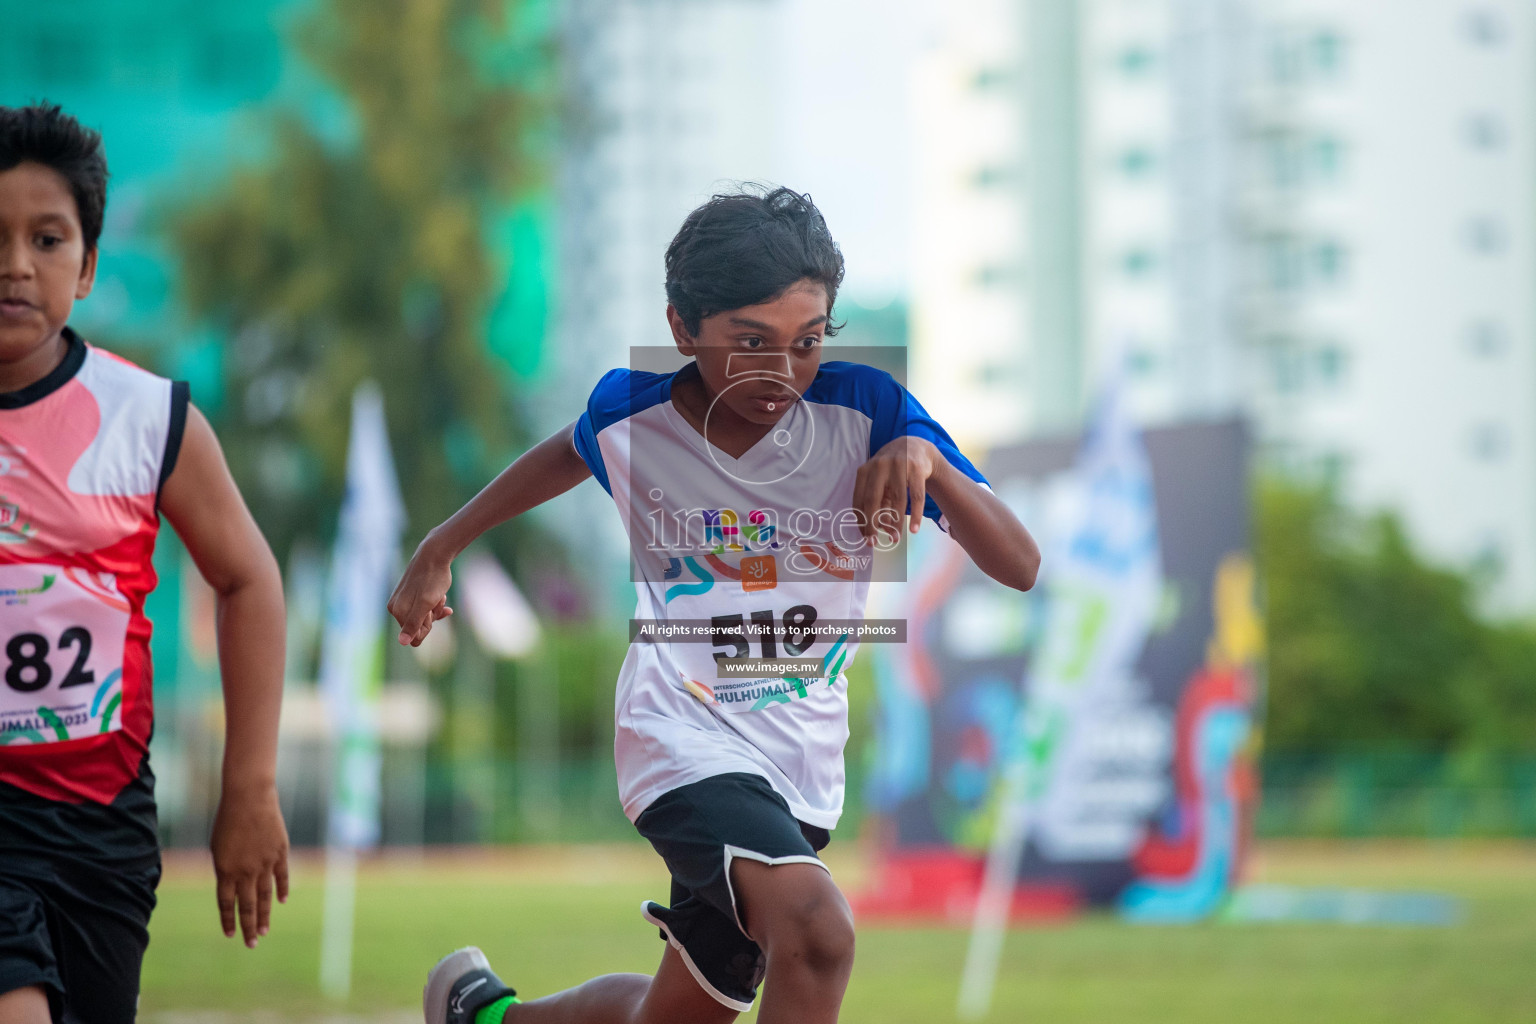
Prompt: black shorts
<box><xmin>633</xmin><ymin>773</ymin><xmax>831</xmax><ymax>1011</ymax></box>
<box><xmin>0</xmin><ymin>778</ymin><xmax>160</xmax><ymax>1024</ymax></box>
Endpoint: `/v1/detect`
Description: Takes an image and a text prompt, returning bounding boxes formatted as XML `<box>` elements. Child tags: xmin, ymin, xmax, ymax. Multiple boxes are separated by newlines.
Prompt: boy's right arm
<box><xmin>388</xmin><ymin>419</ymin><xmax>592</xmax><ymax>645</ymax></box>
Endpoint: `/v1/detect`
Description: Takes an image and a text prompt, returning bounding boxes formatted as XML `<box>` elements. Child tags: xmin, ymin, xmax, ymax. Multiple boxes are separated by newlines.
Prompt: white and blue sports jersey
<box><xmin>574</xmin><ymin>359</ymin><xmax>989</xmax><ymax>828</ymax></box>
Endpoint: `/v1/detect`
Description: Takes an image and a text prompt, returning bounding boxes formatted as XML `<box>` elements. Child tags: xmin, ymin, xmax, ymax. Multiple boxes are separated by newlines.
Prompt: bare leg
<box><xmin>730</xmin><ymin>860</ymin><xmax>856</xmax><ymax>1024</ymax></box>
<box><xmin>0</xmin><ymin>987</ymin><xmax>50</xmax><ymax>1024</ymax></box>
<box><xmin>504</xmin><ymin>944</ymin><xmax>737</xmax><ymax>1024</ymax></box>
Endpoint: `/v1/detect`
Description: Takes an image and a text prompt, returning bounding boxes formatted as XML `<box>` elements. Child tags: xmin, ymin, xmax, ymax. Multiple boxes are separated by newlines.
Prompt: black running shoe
<box><xmin>424</xmin><ymin>947</ymin><xmax>519</xmax><ymax>1024</ymax></box>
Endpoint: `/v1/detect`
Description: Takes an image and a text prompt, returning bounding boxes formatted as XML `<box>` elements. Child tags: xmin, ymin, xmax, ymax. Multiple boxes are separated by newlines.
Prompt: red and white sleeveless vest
<box><xmin>0</xmin><ymin>329</ymin><xmax>187</xmax><ymax>804</ymax></box>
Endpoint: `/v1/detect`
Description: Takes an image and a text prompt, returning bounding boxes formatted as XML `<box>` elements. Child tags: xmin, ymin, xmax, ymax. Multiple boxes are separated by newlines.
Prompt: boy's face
<box><xmin>0</xmin><ymin>160</ymin><xmax>96</xmax><ymax>369</ymax></box>
<box><xmin>669</xmin><ymin>278</ymin><xmax>828</xmax><ymax>427</ymax></box>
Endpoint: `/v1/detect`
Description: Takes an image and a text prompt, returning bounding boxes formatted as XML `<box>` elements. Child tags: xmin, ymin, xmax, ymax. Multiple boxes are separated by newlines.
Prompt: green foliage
<box><xmin>1257</xmin><ymin>479</ymin><xmax>1536</xmax><ymax>757</ymax></box>
<box><xmin>494</xmin><ymin>623</ymin><xmax>630</xmax><ymax>752</ymax></box>
<box><xmin>163</xmin><ymin>0</ymin><xmax>554</xmax><ymax>559</ymax></box>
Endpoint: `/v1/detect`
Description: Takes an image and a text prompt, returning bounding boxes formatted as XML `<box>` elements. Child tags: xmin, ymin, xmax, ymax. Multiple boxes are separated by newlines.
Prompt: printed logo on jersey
<box><xmin>652</xmin><ymin>502</ymin><xmax>884</xmax><ymax>600</ymax></box>
<box><xmin>699</xmin><ymin>363</ymin><xmax>816</xmax><ymax>488</ymax></box>
<box><xmin>0</xmin><ymin>496</ymin><xmax>36</xmax><ymax>544</ymax></box>
<box><xmin>741</xmin><ymin>555</ymin><xmax>776</xmax><ymax>592</ymax></box>
<box><xmin>0</xmin><ymin>444</ymin><xmax>28</xmax><ymax>478</ymax></box>
<box><xmin>0</xmin><ymin>570</ymin><xmax>54</xmax><ymax>605</ymax></box>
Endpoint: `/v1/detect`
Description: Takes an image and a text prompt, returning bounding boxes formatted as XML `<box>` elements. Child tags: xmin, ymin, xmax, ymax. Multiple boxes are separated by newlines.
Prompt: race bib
<box><xmin>673</xmin><ymin>601</ymin><xmax>851</xmax><ymax>715</ymax></box>
<box><xmin>0</xmin><ymin>564</ymin><xmax>129</xmax><ymax>745</ymax></box>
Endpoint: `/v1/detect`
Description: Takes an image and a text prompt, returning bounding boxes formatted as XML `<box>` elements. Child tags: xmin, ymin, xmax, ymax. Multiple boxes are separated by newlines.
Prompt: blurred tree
<box><xmin>1257</xmin><ymin>479</ymin><xmax>1536</xmax><ymax>756</ymax></box>
<box><xmin>165</xmin><ymin>0</ymin><xmax>554</xmax><ymax>564</ymax></box>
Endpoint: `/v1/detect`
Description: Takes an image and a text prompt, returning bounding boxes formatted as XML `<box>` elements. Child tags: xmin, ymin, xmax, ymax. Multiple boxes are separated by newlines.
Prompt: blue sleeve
<box><xmin>573</xmin><ymin>368</ymin><xmax>628</xmax><ymax>495</ymax></box>
<box><xmin>573</xmin><ymin>367</ymin><xmax>676</xmax><ymax>496</ymax></box>
<box><xmin>867</xmin><ymin>376</ymin><xmax>989</xmax><ymax>528</ymax></box>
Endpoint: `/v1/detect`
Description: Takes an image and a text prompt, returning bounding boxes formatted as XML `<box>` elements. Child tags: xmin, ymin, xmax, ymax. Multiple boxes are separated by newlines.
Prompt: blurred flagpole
<box><xmin>958</xmin><ymin>362</ymin><xmax>1158</xmax><ymax>1019</ymax></box>
<box><xmin>318</xmin><ymin>383</ymin><xmax>404</xmax><ymax>1000</ymax></box>
<box><xmin>957</xmin><ymin>717</ymin><xmax>1050</xmax><ymax>1020</ymax></box>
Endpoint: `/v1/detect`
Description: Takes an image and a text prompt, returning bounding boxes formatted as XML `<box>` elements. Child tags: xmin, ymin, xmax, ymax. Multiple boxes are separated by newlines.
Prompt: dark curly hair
<box><xmin>0</xmin><ymin>103</ymin><xmax>109</xmax><ymax>251</ymax></box>
<box><xmin>665</xmin><ymin>184</ymin><xmax>845</xmax><ymax>337</ymax></box>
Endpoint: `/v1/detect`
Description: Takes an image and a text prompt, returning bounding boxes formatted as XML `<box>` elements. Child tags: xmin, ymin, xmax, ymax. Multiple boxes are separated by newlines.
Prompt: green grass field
<box><xmin>140</xmin><ymin>840</ymin><xmax>1536</xmax><ymax>1024</ymax></box>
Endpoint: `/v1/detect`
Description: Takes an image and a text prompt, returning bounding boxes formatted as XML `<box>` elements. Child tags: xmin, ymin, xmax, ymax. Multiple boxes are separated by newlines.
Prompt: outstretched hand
<box><xmin>388</xmin><ymin>540</ymin><xmax>455</xmax><ymax>646</ymax></box>
<box><xmin>210</xmin><ymin>783</ymin><xmax>289</xmax><ymax>948</ymax></box>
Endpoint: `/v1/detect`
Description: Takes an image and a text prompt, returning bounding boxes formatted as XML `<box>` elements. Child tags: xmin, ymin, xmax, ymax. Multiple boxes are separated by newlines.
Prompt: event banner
<box><xmin>863</xmin><ymin>414</ymin><xmax>1261</xmax><ymax>919</ymax></box>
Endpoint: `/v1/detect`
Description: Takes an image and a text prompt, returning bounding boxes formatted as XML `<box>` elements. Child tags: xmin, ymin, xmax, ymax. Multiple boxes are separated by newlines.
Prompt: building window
<box><xmin>1465</xmin><ymin>8</ymin><xmax>1507</xmax><ymax>46</ymax></box>
<box><xmin>973</xmin><ymin>67</ymin><xmax>1012</xmax><ymax>90</ymax></box>
<box><xmin>1310</xmin><ymin>30</ymin><xmax>1347</xmax><ymax>78</ymax></box>
<box><xmin>1464</xmin><ymin>112</ymin><xmax>1506</xmax><ymax>150</ymax></box>
<box><xmin>1121</xmin><ymin>247</ymin><xmax>1159</xmax><ymax>278</ymax></box>
<box><xmin>972</xmin><ymin>165</ymin><xmax>1016</xmax><ymax>188</ymax></box>
<box><xmin>1316</xmin><ymin>451</ymin><xmax>1349</xmax><ymax>490</ymax></box>
<box><xmin>1267</xmin><ymin>30</ymin><xmax>1303</xmax><ymax>85</ymax></box>
<box><xmin>1311</xmin><ymin>240</ymin><xmax>1348</xmax><ymax>286</ymax></box>
<box><xmin>1268</xmin><ymin>27</ymin><xmax>1348</xmax><ymax>85</ymax></box>
<box><xmin>1116</xmin><ymin>147</ymin><xmax>1158</xmax><ymax>179</ymax></box>
<box><xmin>1309</xmin><ymin>135</ymin><xmax>1345</xmax><ymax>182</ymax></box>
<box><xmin>975</xmin><ymin>362</ymin><xmax>1018</xmax><ymax>385</ymax></box>
<box><xmin>1128</xmin><ymin>348</ymin><xmax>1158</xmax><ymax>376</ymax></box>
<box><xmin>1264</xmin><ymin>133</ymin><xmax>1301</xmax><ymax>188</ymax></box>
<box><xmin>1263</xmin><ymin>132</ymin><xmax>1345</xmax><ymax>187</ymax></box>
<box><xmin>1314</xmin><ymin>342</ymin><xmax>1349</xmax><ymax>386</ymax></box>
<box><xmin>1467</xmin><ymin>216</ymin><xmax>1507</xmax><ymax>254</ymax></box>
<box><xmin>1471</xmin><ymin>536</ymin><xmax>1506</xmax><ymax>583</ymax></box>
<box><xmin>972</xmin><ymin>264</ymin><xmax>1021</xmax><ymax>288</ymax></box>
<box><xmin>1468</xmin><ymin>320</ymin><xmax>1508</xmax><ymax>356</ymax></box>
<box><xmin>1116</xmin><ymin>46</ymin><xmax>1158</xmax><ymax>77</ymax></box>
<box><xmin>1470</xmin><ymin>421</ymin><xmax>1509</xmax><ymax>460</ymax></box>
<box><xmin>1271</xmin><ymin>348</ymin><xmax>1305</xmax><ymax>393</ymax></box>
<box><xmin>1264</xmin><ymin>236</ymin><xmax>1304</xmax><ymax>292</ymax></box>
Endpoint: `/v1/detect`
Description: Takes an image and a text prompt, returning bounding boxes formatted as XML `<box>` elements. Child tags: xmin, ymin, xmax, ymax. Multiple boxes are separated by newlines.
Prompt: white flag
<box><xmin>459</xmin><ymin>551</ymin><xmax>541</xmax><ymax>659</ymax></box>
<box><xmin>319</xmin><ymin>382</ymin><xmax>404</xmax><ymax>850</ymax></box>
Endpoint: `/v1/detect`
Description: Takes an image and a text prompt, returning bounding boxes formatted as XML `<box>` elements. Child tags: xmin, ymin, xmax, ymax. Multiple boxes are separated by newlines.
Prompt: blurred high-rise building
<box><xmin>910</xmin><ymin>0</ymin><xmax>1036</xmax><ymax>446</ymax></box>
<box><xmin>549</xmin><ymin>0</ymin><xmax>787</xmax><ymax>601</ymax></box>
<box><xmin>1242</xmin><ymin>0</ymin><xmax>1536</xmax><ymax>613</ymax></box>
<box><xmin>912</xmin><ymin>0</ymin><xmax>1536</xmax><ymax>614</ymax></box>
<box><xmin>552</xmin><ymin>0</ymin><xmax>785</xmax><ymax>418</ymax></box>
<box><xmin>912</xmin><ymin>0</ymin><xmax>1248</xmax><ymax>449</ymax></box>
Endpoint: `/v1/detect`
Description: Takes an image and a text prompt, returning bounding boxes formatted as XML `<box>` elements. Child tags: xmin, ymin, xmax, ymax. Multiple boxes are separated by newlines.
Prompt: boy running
<box><xmin>0</xmin><ymin>104</ymin><xmax>290</xmax><ymax>1024</ymax></box>
<box><xmin>391</xmin><ymin>186</ymin><xmax>1039</xmax><ymax>1024</ymax></box>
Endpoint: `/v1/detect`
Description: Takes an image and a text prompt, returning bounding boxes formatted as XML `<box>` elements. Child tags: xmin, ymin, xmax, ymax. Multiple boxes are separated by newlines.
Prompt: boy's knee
<box><xmin>760</xmin><ymin>886</ymin><xmax>856</xmax><ymax>977</ymax></box>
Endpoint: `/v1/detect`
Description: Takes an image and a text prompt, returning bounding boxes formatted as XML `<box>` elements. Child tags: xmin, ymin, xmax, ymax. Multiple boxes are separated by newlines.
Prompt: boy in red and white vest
<box><xmin>0</xmin><ymin>103</ymin><xmax>289</xmax><ymax>1024</ymax></box>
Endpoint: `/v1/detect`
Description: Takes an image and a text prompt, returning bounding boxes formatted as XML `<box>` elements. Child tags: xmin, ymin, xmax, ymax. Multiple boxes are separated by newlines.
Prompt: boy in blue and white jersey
<box><xmin>391</xmin><ymin>187</ymin><xmax>1040</xmax><ymax>1024</ymax></box>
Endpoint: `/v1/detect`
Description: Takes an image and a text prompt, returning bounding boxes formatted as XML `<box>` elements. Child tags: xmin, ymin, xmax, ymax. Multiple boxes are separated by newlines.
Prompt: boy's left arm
<box><xmin>856</xmin><ymin>436</ymin><xmax>1040</xmax><ymax>592</ymax></box>
<box><xmin>160</xmin><ymin>406</ymin><xmax>290</xmax><ymax>948</ymax></box>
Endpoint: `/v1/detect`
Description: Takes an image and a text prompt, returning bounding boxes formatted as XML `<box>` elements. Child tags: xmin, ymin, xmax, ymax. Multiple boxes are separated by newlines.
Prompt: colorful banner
<box><xmin>864</xmin><ymin>409</ymin><xmax>1260</xmax><ymax>921</ymax></box>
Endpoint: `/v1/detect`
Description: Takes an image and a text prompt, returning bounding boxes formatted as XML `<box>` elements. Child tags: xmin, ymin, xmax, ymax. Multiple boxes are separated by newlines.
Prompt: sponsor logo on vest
<box><xmin>0</xmin><ymin>444</ymin><xmax>27</xmax><ymax>478</ymax></box>
<box><xmin>1</xmin><ymin>572</ymin><xmax>54</xmax><ymax>604</ymax></box>
<box><xmin>0</xmin><ymin>498</ymin><xmax>35</xmax><ymax>544</ymax></box>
